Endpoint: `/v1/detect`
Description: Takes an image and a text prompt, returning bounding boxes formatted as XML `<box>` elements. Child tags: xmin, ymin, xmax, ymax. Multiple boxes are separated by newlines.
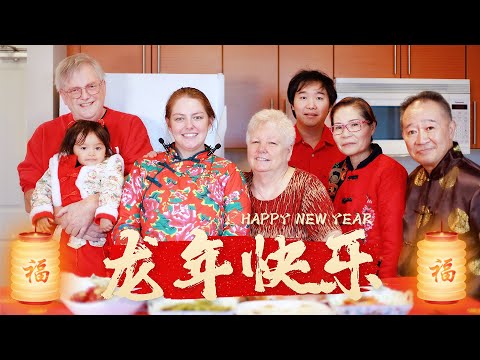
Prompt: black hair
<box><xmin>287</xmin><ymin>69</ymin><xmax>337</xmax><ymax>119</ymax></box>
<box><xmin>59</xmin><ymin>120</ymin><xmax>113</xmax><ymax>157</ymax></box>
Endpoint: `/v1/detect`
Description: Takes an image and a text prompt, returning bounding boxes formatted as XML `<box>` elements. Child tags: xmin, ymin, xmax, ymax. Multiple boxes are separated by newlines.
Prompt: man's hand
<box><xmin>55</xmin><ymin>194</ymin><xmax>99</xmax><ymax>239</ymax></box>
<box><xmin>144</xmin><ymin>150</ymin><xmax>158</xmax><ymax>159</ymax></box>
<box><xmin>24</xmin><ymin>189</ymin><xmax>34</xmax><ymax>213</ymax></box>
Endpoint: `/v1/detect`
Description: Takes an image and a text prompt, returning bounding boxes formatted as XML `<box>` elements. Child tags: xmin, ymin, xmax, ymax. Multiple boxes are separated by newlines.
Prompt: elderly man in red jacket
<box><xmin>17</xmin><ymin>53</ymin><xmax>153</xmax><ymax>242</ymax></box>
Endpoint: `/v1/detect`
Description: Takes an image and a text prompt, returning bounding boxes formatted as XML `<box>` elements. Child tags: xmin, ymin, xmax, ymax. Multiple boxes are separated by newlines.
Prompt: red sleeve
<box><xmin>94</xmin><ymin>213</ymin><xmax>116</xmax><ymax>225</ymax></box>
<box><xmin>31</xmin><ymin>211</ymin><xmax>54</xmax><ymax>226</ymax></box>
<box><xmin>377</xmin><ymin>161</ymin><xmax>408</xmax><ymax>278</ymax></box>
<box><xmin>222</xmin><ymin>162</ymin><xmax>251</xmax><ymax>236</ymax></box>
<box><xmin>17</xmin><ymin>125</ymin><xmax>50</xmax><ymax>193</ymax></box>
<box><xmin>121</xmin><ymin>116</ymin><xmax>153</xmax><ymax>175</ymax></box>
<box><xmin>17</xmin><ymin>116</ymin><xmax>68</xmax><ymax>194</ymax></box>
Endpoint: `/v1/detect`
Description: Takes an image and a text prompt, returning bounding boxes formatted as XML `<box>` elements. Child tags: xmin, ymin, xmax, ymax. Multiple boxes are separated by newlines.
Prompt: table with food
<box><xmin>1</xmin><ymin>273</ymin><xmax>479</xmax><ymax>315</ymax></box>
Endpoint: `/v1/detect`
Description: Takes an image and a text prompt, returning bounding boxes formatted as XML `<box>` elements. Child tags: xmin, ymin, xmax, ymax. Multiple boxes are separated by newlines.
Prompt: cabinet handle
<box><xmin>142</xmin><ymin>45</ymin><xmax>146</xmax><ymax>73</ymax></box>
<box><xmin>394</xmin><ymin>45</ymin><xmax>397</xmax><ymax>75</ymax></box>
<box><xmin>157</xmin><ymin>45</ymin><xmax>161</xmax><ymax>73</ymax></box>
<box><xmin>270</xmin><ymin>98</ymin><xmax>274</xmax><ymax>109</ymax></box>
<box><xmin>474</xmin><ymin>101</ymin><xmax>477</xmax><ymax>145</ymax></box>
<box><xmin>408</xmin><ymin>45</ymin><xmax>411</xmax><ymax>75</ymax></box>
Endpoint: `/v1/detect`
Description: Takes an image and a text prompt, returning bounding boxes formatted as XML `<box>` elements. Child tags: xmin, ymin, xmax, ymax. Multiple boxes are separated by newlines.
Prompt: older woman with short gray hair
<box><xmin>244</xmin><ymin>108</ymin><xmax>341</xmax><ymax>241</ymax></box>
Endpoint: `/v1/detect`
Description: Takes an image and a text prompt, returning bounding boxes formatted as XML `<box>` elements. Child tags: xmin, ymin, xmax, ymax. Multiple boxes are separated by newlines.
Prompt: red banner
<box><xmin>103</xmin><ymin>229</ymin><xmax>381</xmax><ymax>301</ymax></box>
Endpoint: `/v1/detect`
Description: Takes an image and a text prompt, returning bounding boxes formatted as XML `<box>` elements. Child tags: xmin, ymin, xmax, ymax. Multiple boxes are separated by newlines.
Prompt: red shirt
<box><xmin>288</xmin><ymin>125</ymin><xmax>344</xmax><ymax>188</ymax></box>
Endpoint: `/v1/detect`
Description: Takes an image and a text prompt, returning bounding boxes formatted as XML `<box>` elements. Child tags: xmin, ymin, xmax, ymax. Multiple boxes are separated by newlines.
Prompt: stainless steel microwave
<box><xmin>334</xmin><ymin>78</ymin><xmax>470</xmax><ymax>156</ymax></box>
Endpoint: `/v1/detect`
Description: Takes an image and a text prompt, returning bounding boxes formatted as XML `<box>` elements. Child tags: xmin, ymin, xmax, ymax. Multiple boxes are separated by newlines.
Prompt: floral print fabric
<box><xmin>112</xmin><ymin>147</ymin><xmax>251</xmax><ymax>242</ymax></box>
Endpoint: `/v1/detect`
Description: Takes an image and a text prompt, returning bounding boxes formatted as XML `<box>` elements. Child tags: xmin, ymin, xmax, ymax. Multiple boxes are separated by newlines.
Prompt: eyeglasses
<box><xmin>63</xmin><ymin>80</ymin><xmax>104</xmax><ymax>99</ymax></box>
<box><xmin>330</xmin><ymin>120</ymin><xmax>369</xmax><ymax>135</ymax></box>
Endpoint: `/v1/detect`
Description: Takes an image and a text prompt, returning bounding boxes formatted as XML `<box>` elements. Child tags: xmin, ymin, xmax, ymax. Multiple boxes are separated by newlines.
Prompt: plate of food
<box><xmin>148</xmin><ymin>297</ymin><xmax>239</xmax><ymax>315</ymax></box>
<box><xmin>326</xmin><ymin>286</ymin><xmax>414</xmax><ymax>315</ymax></box>
<box><xmin>60</xmin><ymin>272</ymin><xmax>146</xmax><ymax>315</ymax></box>
<box><xmin>235</xmin><ymin>299</ymin><xmax>335</xmax><ymax>315</ymax></box>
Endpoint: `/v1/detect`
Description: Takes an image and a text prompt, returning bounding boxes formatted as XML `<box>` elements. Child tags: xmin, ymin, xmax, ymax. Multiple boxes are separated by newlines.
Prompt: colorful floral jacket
<box><xmin>112</xmin><ymin>146</ymin><xmax>251</xmax><ymax>243</ymax></box>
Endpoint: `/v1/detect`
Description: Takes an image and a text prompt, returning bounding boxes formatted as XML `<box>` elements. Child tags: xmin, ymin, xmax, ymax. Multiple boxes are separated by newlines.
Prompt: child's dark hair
<box><xmin>59</xmin><ymin>120</ymin><xmax>113</xmax><ymax>157</ymax></box>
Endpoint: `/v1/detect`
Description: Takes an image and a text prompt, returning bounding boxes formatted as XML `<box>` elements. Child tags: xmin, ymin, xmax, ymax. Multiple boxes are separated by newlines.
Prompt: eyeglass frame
<box><xmin>329</xmin><ymin>120</ymin><xmax>371</xmax><ymax>135</ymax></box>
<box><xmin>61</xmin><ymin>80</ymin><xmax>105</xmax><ymax>99</ymax></box>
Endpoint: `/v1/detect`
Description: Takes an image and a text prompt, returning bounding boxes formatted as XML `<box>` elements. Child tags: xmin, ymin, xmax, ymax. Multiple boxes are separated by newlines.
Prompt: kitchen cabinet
<box><xmin>399</xmin><ymin>45</ymin><xmax>465</xmax><ymax>78</ymax></box>
<box><xmin>67</xmin><ymin>45</ymin><xmax>222</xmax><ymax>74</ymax></box>
<box><xmin>223</xmin><ymin>45</ymin><xmax>278</xmax><ymax>148</ymax></box>
<box><xmin>279</xmin><ymin>45</ymin><xmax>333</xmax><ymax>120</ymax></box>
<box><xmin>223</xmin><ymin>45</ymin><xmax>334</xmax><ymax>147</ymax></box>
<box><xmin>467</xmin><ymin>45</ymin><xmax>480</xmax><ymax>149</ymax></box>
<box><xmin>334</xmin><ymin>45</ymin><xmax>465</xmax><ymax>79</ymax></box>
<box><xmin>152</xmin><ymin>45</ymin><xmax>222</xmax><ymax>74</ymax></box>
<box><xmin>334</xmin><ymin>45</ymin><xmax>400</xmax><ymax>78</ymax></box>
<box><xmin>67</xmin><ymin>45</ymin><xmax>153</xmax><ymax>73</ymax></box>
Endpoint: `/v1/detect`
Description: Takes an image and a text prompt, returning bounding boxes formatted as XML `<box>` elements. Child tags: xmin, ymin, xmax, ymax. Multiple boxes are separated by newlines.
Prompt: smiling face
<box><xmin>166</xmin><ymin>96</ymin><xmax>212</xmax><ymax>158</ymax></box>
<box><xmin>292</xmin><ymin>82</ymin><xmax>331</xmax><ymax>129</ymax></box>
<box><xmin>60</xmin><ymin>64</ymin><xmax>106</xmax><ymax>121</ymax></box>
<box><xmin>247</xmin><ymin>120</ymin><xmax>293</xmax><ymax>174</ymax></box>
<box><xmin>401</xmin><ymin>99</ymin><xmax>455</xmax><ymax>173</ymax></box>
<box><xmin>73</xmin><ymin>131</ymin><xmax>107</xmax><ymax>166</ymax></box>
<box><xmin>331</xmin><ymin>105</ymin><xmax>375</xmax><ymax>168</ymax></box>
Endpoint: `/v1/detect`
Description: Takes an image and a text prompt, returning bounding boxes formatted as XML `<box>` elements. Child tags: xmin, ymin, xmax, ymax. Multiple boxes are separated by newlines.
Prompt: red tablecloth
<box><xmin>1</xmin><ymin>277</ymin><xmax>479</xmax><ymax>315</ymax></box>
<box><xmin>382</xmin><ymin>277</ymin><xmax>480</xmax><ymax>315</ymax></box>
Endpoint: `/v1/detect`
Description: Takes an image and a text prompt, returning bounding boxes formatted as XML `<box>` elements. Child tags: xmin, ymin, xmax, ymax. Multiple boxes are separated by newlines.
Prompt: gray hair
<box><xmin>54</xmin><ymin>53</ymin><xmax>105</xmax><ymax>92</ymax></box>
<box><xmin>246</xmin><ymin>109</ymin><xmax>295</xmax><ymax>146</ymax></box>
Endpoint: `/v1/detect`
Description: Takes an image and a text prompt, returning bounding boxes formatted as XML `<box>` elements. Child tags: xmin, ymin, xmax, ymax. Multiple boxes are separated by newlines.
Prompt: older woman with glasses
<box><xmin>327</xmin><ymin>97</ymin><xmax>407</xmax><ymax>278</ymax></box>
<box><xmin>244</xmin><ymin>108</ymin><xmax>341</xmax><ymax>242</ymax></box>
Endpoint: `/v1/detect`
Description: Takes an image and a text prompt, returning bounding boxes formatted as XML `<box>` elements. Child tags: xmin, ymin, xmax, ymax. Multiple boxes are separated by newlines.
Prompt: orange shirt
<box><xmin>288</xmin><ymin>125</ymin><xmax>344</xmax><ymax>188</ymax></box>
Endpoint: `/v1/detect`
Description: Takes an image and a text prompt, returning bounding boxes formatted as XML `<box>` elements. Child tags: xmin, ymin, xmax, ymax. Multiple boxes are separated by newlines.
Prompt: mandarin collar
<box><xmin>345</xmin><ymin>143</ymin><xmax>383</xmax><ymax>171</ymax></box>
<box><xmin>165</xmin><ymin>143</ymin><xmax>213</xmax><ymax>163</ymax></box>
<box><xmin>425</xmin><ymin>142</ymin><xmax>463</xmax><ymax>180</ymax></box>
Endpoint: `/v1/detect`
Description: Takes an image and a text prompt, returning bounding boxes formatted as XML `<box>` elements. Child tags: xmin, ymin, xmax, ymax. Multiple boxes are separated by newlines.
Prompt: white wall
<box><xmin>25</xmin><ymin>45</ymin><xmax>66</xmax><ymax>136</ymax></box>
<box><xmin>0</xmin><ymin>45</ymin><xmax>66</xmax><ymax>286</ymax></box>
